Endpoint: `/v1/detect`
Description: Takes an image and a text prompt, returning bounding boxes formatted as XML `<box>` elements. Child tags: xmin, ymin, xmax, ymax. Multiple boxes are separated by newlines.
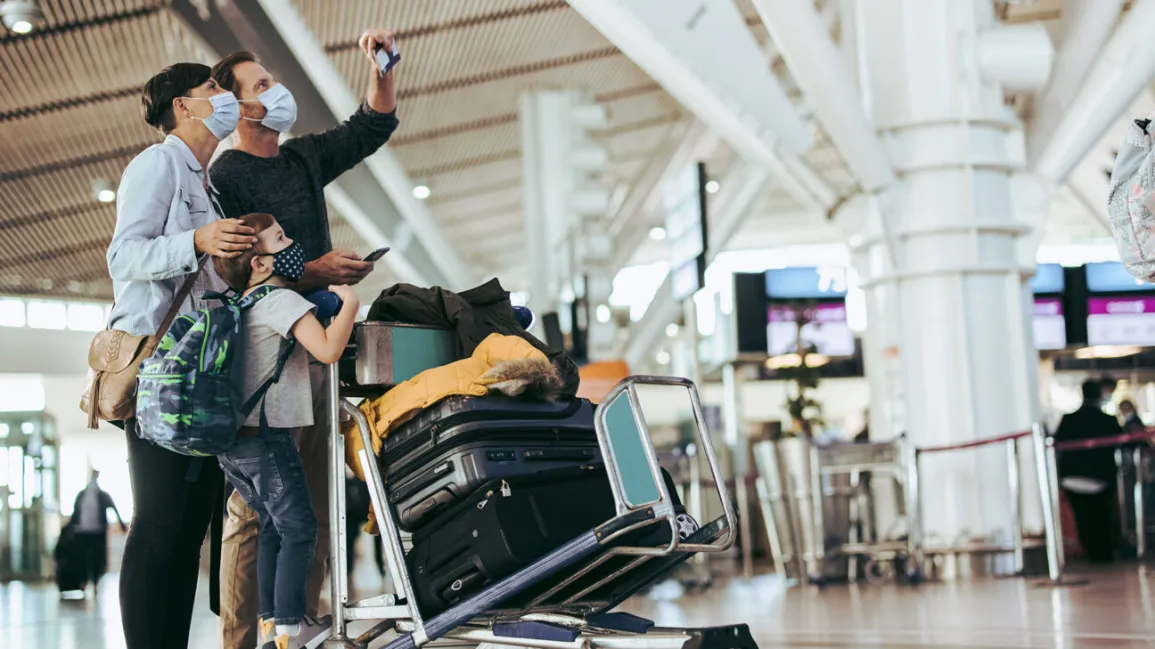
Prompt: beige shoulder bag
<box><xmin>80</xmin><ymin>260</ymin><xmax>204</xmax><ymax>428</ymax></box>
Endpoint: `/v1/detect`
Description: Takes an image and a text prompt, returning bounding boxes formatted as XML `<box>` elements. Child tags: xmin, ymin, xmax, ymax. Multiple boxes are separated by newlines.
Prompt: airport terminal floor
<box><xmin>4</xmin><ymin>560</ymin><xmax>1154</xmax><ymax>649</ymax></box>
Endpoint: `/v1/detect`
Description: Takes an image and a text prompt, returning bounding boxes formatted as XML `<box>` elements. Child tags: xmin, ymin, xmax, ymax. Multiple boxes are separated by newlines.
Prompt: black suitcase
<box><xmin>406</xmin><ymin>466</ymin><xmax>695</xmax><ymax>616</ymax></box>
<box><xmin>381</xmin><ymin>396</ymin><xmax>601</xmax><ymax>530</ymax></box>
<box><xmin>54</xmin><ymin>524</ymin><xmax>87</xmax><ymax>593</ymax></box>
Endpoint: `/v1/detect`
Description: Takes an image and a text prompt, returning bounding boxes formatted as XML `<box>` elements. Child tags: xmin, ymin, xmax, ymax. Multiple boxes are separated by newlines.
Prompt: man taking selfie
<box><xmin>209</xmin><ymin>27</ymin><xmax>400</xmax><ymax>649</ymax></box>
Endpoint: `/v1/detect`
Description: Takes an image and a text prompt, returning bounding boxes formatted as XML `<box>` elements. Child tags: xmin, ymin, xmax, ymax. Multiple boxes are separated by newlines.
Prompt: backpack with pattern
<box><xmin>134</xmin><ymin>286</ymin><xmax>294</xmax><ymax>456</ymax></box>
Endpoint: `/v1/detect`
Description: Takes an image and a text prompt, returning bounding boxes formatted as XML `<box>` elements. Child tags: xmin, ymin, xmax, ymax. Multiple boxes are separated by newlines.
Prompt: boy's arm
<box><xmin>290</xmin><ymin>291</ymin><xmax>360</xmax><ymax>364</ymax></box>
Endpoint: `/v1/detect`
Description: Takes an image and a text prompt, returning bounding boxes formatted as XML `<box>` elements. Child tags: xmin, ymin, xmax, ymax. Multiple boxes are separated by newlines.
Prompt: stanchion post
<box><xmin>1032</xmin><ymin>422</ymin><xmax>1064</xmax><ymax>583</ymax></box>
<box><xmin>901</xmin><ymin>435</ymin><xmax>924</xmax><ymax>581</ymax></box>
<box><xmin>1135</xmin><ymin>447</ymin><xmax>1147</xmax><ymax>559</ymax></box>
<box><xmin>1006</xmin><ymin>438</ymin><xmax>1024</xmax><ymax>575</ymax></box>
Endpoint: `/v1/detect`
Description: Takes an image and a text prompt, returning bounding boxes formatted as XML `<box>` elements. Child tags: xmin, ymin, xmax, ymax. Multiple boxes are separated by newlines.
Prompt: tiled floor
<box><xmin>2</xmin><ymin>560</ymin><xmax>1154</xmax><ymax>648</ymax></box>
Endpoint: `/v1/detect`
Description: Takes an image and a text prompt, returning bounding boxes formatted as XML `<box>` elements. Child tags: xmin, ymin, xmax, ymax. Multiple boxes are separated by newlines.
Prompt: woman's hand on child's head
<box><xmin>329</xmin><ymin>284</ymin><xmax>361</xmax><ymax>307</ymax></box>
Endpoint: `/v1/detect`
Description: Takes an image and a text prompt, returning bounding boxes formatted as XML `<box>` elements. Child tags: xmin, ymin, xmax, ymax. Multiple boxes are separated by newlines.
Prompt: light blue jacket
<box><xmin>107</xmin><ymin>135</ymin><xmax>228</xmax><ymax>336</ymax></box>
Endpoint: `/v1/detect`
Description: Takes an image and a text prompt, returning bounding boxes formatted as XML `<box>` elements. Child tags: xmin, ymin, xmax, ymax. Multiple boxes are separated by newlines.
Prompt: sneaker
<box><xmin>259</xmin><ymin>618</ymin><xmax>277</xmax><ymax>649</ymax></box>
<box><xmin>274</xmin><ymin>616</ymin><xmax>332</xmax><ymax>649</ymax></box>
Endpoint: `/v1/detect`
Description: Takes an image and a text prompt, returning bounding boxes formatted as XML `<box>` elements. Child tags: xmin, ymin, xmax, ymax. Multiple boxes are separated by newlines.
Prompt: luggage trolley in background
<box><xmin>322</xmin><ymin>364</ymin><xmax>755</xmax><ymax>649</ymax></box>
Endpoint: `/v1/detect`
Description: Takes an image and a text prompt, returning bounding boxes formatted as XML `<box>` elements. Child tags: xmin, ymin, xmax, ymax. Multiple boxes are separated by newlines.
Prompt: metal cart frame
<box><xmin>321</xmin><ymin>367</ymin><xmax>752</xmax><ymax>649</ymax></box>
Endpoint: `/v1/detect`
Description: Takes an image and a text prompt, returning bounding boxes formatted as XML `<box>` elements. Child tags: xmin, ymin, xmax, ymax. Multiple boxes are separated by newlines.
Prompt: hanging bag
<box><xmin>1108</xmin><ymin>116</ymin><xmax>1155</xmax><ymax>282</ymax></box>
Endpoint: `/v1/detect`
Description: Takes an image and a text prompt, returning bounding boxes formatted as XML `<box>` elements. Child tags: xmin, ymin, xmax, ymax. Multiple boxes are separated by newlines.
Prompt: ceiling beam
<box><xmin>566</xmin><ymin>0</ymin><xmax>836</xmax><ymax>214</ymax></box>
<box><xmin>170</xmin><ymin>0</ymin><xmax>472</xmax><ymax>289</ymax></box>
<box><xmin>1032</xmin><ymin>0</ymin><xmax>1155</xmax><ymax>184</ymax></box>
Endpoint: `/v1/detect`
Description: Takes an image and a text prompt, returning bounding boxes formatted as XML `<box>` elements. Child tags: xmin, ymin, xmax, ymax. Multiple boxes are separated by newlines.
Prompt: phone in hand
<box><xmin>363</xmin><ymin>247</ymin><xmax>391</xmax><ymax>262</ymax></box>
<box><xmin>375</xmin><ymin>42</ymin><xmax>401</xmax><ymax>75</ymax></box>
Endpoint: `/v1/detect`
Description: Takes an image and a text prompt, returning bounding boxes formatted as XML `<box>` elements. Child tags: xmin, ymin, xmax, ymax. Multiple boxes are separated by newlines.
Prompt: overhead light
<box><xmin>92</xmin><ymin>179</ymin><xmax>117</xmax><ymax>204</ymax></box>
<box><xmin>412</xmin><ymin>184</ymin><xmax>431</xmax><ymax>200</ymax></box>
<box><xmin>705</xmin><ymin>180</ymin><xmax>720</xmax><ymax>194</ymax></box>
<box><xmin>649</xmin><ymin>227</ymin><xmax>667</xmax><ymax>241</ymax></box>
<box><xmin>665</xmin><ymin>323</ymin><xmax>680</xmax><ymax>337</ymax></box>
<box><xmin>1074</xmin><ymin>345</ymin><xmax>1142</xmax><ymax>360</ymax></box>
<box><xmin>1</xmin><ymin>1</ymin><xmax>42</xmax><ymax>34</ymax></box>
<box><xmin>656</xmin><ymin>350</ymin><xmax>671</xmax><ymax>365</ymax></box>
<box><xmin>595</xmin><ymin>304</ymin><xmax>611</xmax><ymax>324</ymax></box>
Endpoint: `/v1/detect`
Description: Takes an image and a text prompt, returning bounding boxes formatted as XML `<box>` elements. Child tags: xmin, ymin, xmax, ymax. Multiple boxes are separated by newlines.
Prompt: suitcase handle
<box><xmin>522</xmin><ymin>448</ymin><xmax>597</xmax><ymax>462</ymax></box>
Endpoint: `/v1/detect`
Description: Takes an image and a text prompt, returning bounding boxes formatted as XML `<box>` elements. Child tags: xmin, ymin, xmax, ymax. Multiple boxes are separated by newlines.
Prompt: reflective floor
<box><xmin>2</xmin><ymin>560</ymin><xmax>1154</xmax><ymax>648</ymax></box>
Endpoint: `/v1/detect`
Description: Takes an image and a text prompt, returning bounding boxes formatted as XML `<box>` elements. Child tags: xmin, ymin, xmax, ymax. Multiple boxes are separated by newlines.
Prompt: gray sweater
<box><xmin>209</xmin><ymin>105</ymin><xmax>400</xmax><ymax>263</ymax></box>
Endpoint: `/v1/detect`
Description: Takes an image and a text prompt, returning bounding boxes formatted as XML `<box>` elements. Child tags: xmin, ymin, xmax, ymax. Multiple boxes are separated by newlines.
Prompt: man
<box><xmin>1053</xmin><ymin>379</ymin><xmax>1123</xmax><ymax>563</ymax></box>
<box><xmin>209</xmin><ymin>28</ymin><xmax>399</xmax><ymax>649</ymax></box>
<box><xmin>1119</xmin><ymin>399</ymin><xmax>1146</xmax><ymax>434</ymax></box>
<box><xmin>70</xmin><ymin>470</ymin><xmax>126</xmax><ymax>593</ymax></box>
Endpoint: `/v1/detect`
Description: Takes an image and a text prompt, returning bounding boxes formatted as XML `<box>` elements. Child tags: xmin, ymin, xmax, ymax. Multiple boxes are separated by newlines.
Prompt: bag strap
<box><xmin>153</xmin><ymin>256</ymin><xmax>208</xmax><ymax>339</ymax></box>
<box><xmin>239</xmin><ymin>337</ymin><xmax>297</xmax><ymax>418</ymax></box>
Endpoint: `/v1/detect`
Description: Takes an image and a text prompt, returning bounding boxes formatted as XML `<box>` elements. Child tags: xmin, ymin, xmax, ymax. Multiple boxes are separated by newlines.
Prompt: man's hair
<box><xmin>1120</xmin><ymin>399</ymin><xmax>1137</xmax><ymax>413</ymax></box>
<box><xmin>1081</xmin><ymin>379</ymin><xmax>1102</xmax><ymax>403</ymax></box>
<box><xmin>141</xmin><ymin>63</ymin><xmax>212</xmax><ymax>133</ymax></box>
<box><xmin>211</xmin><ymin>51</ymin><xmax>261</xmax><ymax>95</ymax></box>
<box><xmin>213</xmin><ymin>213</ymin><xmax>277</xmax><ymax>292</ymax></box>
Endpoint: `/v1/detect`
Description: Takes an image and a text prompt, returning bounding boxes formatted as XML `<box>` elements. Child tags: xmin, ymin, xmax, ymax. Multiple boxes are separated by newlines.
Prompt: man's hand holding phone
<box><xmin>359</xmin><ymin>28</ymin><xmax>399</xmax><ymax>75</ymax></box>
<box><xmin>308</xmin><ymin>250</ymin><xmax>373</xmax><ymax>286</ymax></box>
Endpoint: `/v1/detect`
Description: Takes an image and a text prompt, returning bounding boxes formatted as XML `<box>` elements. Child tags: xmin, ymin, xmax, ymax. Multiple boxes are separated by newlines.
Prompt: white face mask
<box><xmin>182</xmin><ymin>93</ymin><xmax>240</xmax><ymax>141</ymax></box>
<box><xmin>241</xmin><ymin>83</ymin><xmax>298</xmax><ymax>133</ymax></box>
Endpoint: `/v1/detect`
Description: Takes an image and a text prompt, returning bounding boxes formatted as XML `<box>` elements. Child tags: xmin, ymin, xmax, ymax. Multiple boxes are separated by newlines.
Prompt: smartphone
<box><xmin>364</xmin><ymin>247</ymin><xmax>391</xmax><ymax>262</ymax></box>
<box><xmin>375</xmin><ymin>42</ymin><xmax>401</xmax><ymax>75</ymax></box>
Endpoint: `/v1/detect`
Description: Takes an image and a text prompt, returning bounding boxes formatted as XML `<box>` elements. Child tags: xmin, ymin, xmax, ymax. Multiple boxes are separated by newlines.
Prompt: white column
<box><xmin>856</xmin><ymin>0</ymin><xmax>1040</xmax><ymax>545</ymax></box>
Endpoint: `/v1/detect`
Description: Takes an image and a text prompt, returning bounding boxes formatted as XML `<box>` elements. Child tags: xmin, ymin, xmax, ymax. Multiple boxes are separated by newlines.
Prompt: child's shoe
<box><xmin>274</xmin><ymin>615</ymin><xmax>332</xmax><ymax>649</ymax></box>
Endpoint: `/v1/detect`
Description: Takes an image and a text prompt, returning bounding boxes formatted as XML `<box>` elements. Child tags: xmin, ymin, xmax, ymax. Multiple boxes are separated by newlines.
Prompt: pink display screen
<box><xmin>1086</xmin><ymin>297</ymin><xmax>1155</xmax><ymax>346</ymax></box>
<box><xmin>766</xmin><ymin>303</ymin><xmax>854</xmax><ymax>357</ymax></box>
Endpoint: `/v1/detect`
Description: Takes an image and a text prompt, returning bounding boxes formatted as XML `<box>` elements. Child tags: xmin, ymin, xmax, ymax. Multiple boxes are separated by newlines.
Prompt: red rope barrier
<box><xmin>917</xmin><ymin>430</ymin><xmax>1032</xmax><ymax>455</ymax></box>
<box><xmin>1054</xmin><ymin>429</ymin><xmax>1155</xmax><ymax>452</ymax></box>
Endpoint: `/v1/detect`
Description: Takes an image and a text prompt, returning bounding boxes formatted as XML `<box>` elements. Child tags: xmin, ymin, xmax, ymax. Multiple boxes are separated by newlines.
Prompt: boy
<box><xmin>213</xmin><ymin>212</ymin><xmax>360</xmax><ymax>649</ymax></box>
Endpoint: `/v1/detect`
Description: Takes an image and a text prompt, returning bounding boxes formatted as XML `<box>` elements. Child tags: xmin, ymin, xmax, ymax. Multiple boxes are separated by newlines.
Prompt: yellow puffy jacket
<box><xmin>343</xmin><ymin>333</ymin><xmax>551</xmax><ymax>482</ymax></box>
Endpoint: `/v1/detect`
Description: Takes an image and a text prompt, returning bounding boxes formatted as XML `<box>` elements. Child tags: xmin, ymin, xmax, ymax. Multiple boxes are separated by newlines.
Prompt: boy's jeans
<box><xmin>219</xmin><ymin>430</ymin><xmax>318</xmax><ymax>626</ymax></box>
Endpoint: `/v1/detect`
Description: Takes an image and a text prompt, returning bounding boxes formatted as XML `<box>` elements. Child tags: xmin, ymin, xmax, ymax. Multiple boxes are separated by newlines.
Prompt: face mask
<box><xmin>242</xmin><ymin>83</ymin><xmax>298</xmax><ymax>133</ymax></box>
<box><xmin>261</xmin><ymin>241</ymin><xmax>306</xmax><ymax>283</ymax></box>
<box><xmin>183</xmin><ymin>93</ymin><xmax>240</xmax><ymax>141</ymax></box>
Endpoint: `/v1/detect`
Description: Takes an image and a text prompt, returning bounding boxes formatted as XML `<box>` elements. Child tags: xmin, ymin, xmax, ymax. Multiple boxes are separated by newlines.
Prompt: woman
<box><xmin>107</xmin><ymin>62</ymin><xmax>257</xmax><ymax>649</ymax></box>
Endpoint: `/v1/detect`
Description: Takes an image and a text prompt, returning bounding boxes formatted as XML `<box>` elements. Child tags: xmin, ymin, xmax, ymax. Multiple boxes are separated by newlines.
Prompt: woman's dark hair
<box><xmin>140</xmin><ymin>63</ymin><xmax>213</xmax><ymax>133</ymax></box>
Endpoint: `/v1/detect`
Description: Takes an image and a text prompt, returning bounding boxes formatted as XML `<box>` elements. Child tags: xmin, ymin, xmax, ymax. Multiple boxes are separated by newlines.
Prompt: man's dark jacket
<box><xmin>1053</xmin><ymin>404</ymin><xmax>1123</xmax><ymax>484</ymax></box>
<box><xmin>367</xmin><ymin>279</ymin><xmax>580</xmax><ymax>398</ymax></box>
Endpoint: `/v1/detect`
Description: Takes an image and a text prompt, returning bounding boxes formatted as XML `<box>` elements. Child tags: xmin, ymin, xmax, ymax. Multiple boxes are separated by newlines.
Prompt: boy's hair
<box><xmin>211</xmin><ymin>51</ymin><xmax>260</xmax><ymax>95</ymax></box>
<box><xmin>212</xmin><ymin>213</ymin><xmax>277</xmax><ymax>292</ymax></box>
<box><xmin>141</xmin><ymin>63</ymin><xmax>213</xmax><ymax>134</ymax></box>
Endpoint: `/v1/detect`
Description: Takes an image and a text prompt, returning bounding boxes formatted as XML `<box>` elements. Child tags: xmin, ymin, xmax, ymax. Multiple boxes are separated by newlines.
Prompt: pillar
<box><xmin>854</xmin><ymin>0</ymin><xmax>1040</xmax><ymax>545</ymax></box>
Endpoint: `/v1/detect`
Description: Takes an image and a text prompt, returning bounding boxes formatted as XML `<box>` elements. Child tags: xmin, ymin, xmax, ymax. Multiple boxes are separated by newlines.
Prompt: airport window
<box><xmin>0</xmin><ymin>299</ymin><xmax>24</xmax><ymax>327</ymax></box>
<box><xmin>67</xmin><ymin>302</ymin><xmax>105</xmax><ymax>332</ymax></box>
<box><xmin>25</xmin><ymin>300</ymin><xmax>66</xmax><ymax>330</ymax></box>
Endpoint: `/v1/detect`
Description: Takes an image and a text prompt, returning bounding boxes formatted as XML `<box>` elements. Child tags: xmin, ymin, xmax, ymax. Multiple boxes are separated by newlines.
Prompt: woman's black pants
<box><xmin>120</xmin><ymin>421</ymin><xmax>222</xmax><ymax>649</ymax></box>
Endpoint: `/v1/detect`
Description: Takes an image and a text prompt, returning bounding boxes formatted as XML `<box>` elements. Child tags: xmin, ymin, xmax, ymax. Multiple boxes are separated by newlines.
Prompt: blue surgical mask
<box><xmin>241</xmin><ymin>83</ymin><xmax>298</xmax><ymax>133</ymax></box>
<box><xmin>183</xmin><ymin>93</ymin><xmax>240</xmax><ymax>141</ymax></box>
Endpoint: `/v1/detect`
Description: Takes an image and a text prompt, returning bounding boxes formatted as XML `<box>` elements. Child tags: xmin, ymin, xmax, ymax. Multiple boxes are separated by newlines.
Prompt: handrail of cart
<box><xmin>594</xmin><ymin>375</ymin><xmax>738</xmax><ymax>555</ymax></box>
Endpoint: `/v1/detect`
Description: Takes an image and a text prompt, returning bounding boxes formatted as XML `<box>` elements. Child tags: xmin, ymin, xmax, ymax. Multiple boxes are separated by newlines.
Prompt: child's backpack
<box><xmin>135</xmin><ymin>286</ymin><xmax>295</xmax><ymax>456</ymax></box>
<box><xmin>1109</xmin><ymin>116</ymin><xmax>1155</xmax><ymax>283</ymax></box>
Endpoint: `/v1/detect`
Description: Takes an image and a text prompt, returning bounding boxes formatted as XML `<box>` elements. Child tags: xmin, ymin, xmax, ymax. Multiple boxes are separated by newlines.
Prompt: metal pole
<box><xmin>1135</xmin><ymin>447</ymin><xmax>1147</xmax><ymax>558</ymax></box>
<box><xmin>754</xmin><ymin>476</ymin><xmax>787</xmax><ymax>579</ymax></box>
<box><xmin>1032</xmin><ymin>422</ymin><xmax>1063</xmax><ymax>583</ymax></box>
<box><xmin>901</xmin><ymin>435</ymin><xmax>924</xmax><ymax>580</ymax></box>
<box><xmin>1007</xmin><ymin>438</ymin><xmax>1024</xmax><ymax>575</ymax></box>
<box><xmin>684</xmin><ymin>299</ymin><xmax>709</xmax><ymax>570</ymax></box>
<box><xmin>325</xmin><ymin>363</ymin><xmax>349</xmax><ymax>641</ymax></box>
<box><xmin>722</xmin><ymin>362</ymin><xmax>754</xmax><ymax>579</ymax></box>
<box><xmin>1116</xmin><ymin>448</ymin><xmax>1130</xmax><ymax>545</ymax></box>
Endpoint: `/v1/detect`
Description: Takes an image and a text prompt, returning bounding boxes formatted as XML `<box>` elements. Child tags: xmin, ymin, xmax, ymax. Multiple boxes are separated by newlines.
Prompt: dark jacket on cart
<box><xmin>366</xmin><ymin>278</ymin><xmax>580</xmax><ymax>398</ymax></box>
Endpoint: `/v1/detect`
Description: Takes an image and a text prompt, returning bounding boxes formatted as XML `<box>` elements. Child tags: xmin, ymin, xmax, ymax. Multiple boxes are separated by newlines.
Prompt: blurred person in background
<box><xmin>1054</xmin><ymin>379</ymin><xmax>1122</xmax><ymax>563</ymax></box>
<box><xmin>70</xmin><ymin>470</ymin><xmax>126</xmax><ymax>594</ymax></box>
<box><xmin>1119</xmin><ymin>399</ymin><xmax>1146</xmax><ymax>434</ymax></box>
<box><xmin>345</xmin><ymin>475</ymin><xmax>385</xmax><ymax>580</ymax></box>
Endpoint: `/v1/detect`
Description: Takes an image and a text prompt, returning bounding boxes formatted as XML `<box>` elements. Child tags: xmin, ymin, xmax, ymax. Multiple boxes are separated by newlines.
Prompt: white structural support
<box><xmin>257</xmin><ymin>0</ymin><xmax>474</xmax><ymax>290</ymax></box>
<box><xmin>622</xmin><ymin>163</ymin><xmax>772</xmax><ymax>370</ymax></box>
<box><xmin>1033</xmin><ymin>0</ymin><xmax>1155</xmax><ymax>184</ymax></box>
<box><xmin>750</xmin><ymin>0</ymin><xmax>896</xmax><ymax>195</ymax></box>
<box><xmin>852</xmin><ymin>0</ymin><xmax>1041</xmax><ymax>544</ymax></box>
<box><xmin>566</xmin><ymin>0</ymin><xmax>837</xmax><ymax>213</ymax></box>
<box><xmin>1027</xmin><ymin>0</ymin><xmax>1126</xmax><ymax>166</ymax></box>
<box><xmin>520</xmin><ymin>91</ymin><xmax>614</xmax><ymax>353</ymax></box>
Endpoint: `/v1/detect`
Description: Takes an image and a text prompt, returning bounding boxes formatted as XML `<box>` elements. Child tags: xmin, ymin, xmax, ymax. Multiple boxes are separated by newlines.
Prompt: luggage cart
<box><xmin>322</xmin><ymin>364</ymin><xmax>755</xmax><ymax>649</ymax></box>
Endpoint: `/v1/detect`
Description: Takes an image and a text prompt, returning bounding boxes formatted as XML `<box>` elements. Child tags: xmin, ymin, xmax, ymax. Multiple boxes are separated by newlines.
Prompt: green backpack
<box><xmin>134</xmin><ymin>286</ymin><xmax>294</xmax><ymax>456</ymax></box>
